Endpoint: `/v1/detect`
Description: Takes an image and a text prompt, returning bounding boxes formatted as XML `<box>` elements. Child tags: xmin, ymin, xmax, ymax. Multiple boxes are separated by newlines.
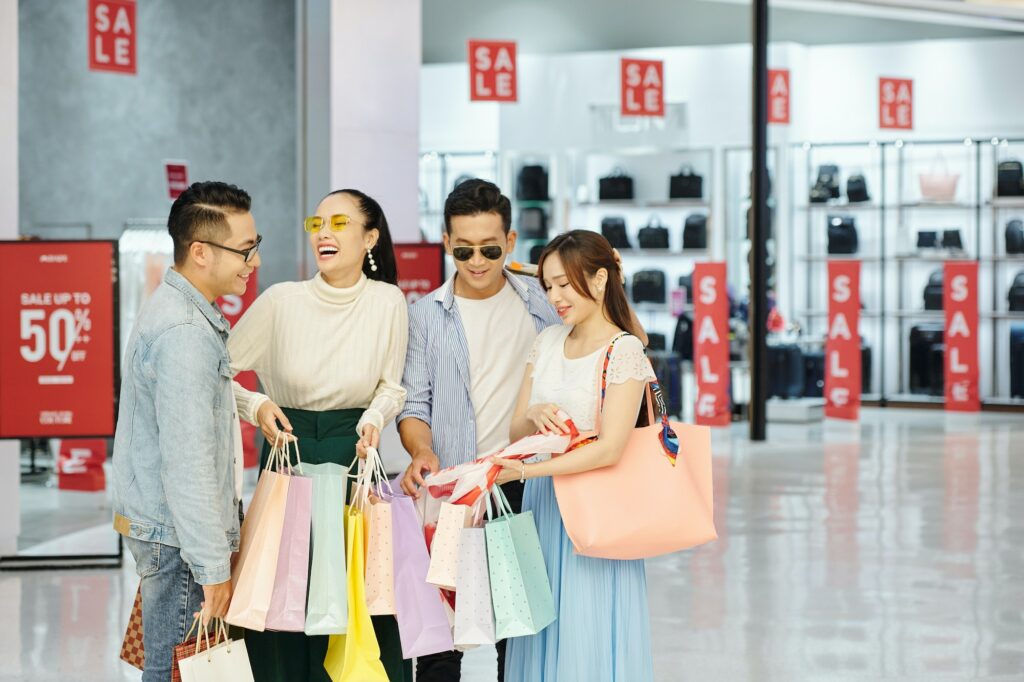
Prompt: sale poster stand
<box><xmin>0</xmin><ymin>240</ymin><xmax>123</xmax><ymax>571</ymax></box>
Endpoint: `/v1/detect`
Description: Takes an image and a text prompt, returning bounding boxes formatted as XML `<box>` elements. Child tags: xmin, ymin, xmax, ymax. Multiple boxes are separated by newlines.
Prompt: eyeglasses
<box><xmin>451</xmin><ymin>245</ymin><xmax>504</xmax><ymax>262</ymax></box>
<box><xmin>304</xmin><ymin>214</ymin><xmax>365</xmax><ymax>233</ymax></box>
<box><xmin>194</xmin><ymin>234</ymin><xmax>262</xmax><ymax>263</ymax></box>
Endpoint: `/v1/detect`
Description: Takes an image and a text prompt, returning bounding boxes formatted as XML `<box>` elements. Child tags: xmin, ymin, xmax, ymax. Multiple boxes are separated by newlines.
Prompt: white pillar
<box><xmin>0</xmin><ymin>0</ymin><xmax>21</xmax><ymax>556</ymax></box>
<box><xmin>329</xmin><ymin>0</ymin><xmax>421</xmax><ymax>242</ymax></box>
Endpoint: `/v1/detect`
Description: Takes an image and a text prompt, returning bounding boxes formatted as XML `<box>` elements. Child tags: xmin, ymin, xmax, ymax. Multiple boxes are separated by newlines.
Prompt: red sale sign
<box><xmin>944</xmin><ymin>261</ymin><xmax>979</xmax><ymax>411</ymax></box>
<box><xmin>468</xmin><ymin>40</ymin><xmax>517</xmax><ymax>102</ymax></box>
<box><xmin>218</xmin><ymin>272</ymin><xmax>259</xmax><ymax>468</ymax></box>
<box><xmin>693</xmin><ymin>262</ymin><xmax>730</xmax><ymax>426</ymax></box>
<box><xmin>825</xmin><ymin>261</ymin><xmax>862</xmax><ymax>420</ymax></box>
<box><xmin>88</xmin><ymin>0</ymin><xmax>136</xmax><ymax>75</ymax></box>
<box><xmin>768</xmin><ymin>69</ymin><xmax>790</xmax><ymax>125</ymax></box>
<box><xmin>395</xmin><ymin>243</ymin><xmax>446</xmax><ymax>305</ymax></box>
<box><xmin>0</xmin><ymin>241</ymin><xmax>118</xmax><ymax>438</ymax></box>
<box><xmin>879</xmin><ymin>77</ymin><xmax>913</xmax><ymax>130</ymax></box>
<box><xmin>621</xmin><ymin>58</ymin><xmax>664</xmax><ymax>117</ymax></box>
<box><xmin>165</xmin><ymin>161</ymin><xmax>189</xmax><ymax>200</ymax></box>
<box><xmin>57</xmin><ymin>439</ymin><xmax>107</xmax><ymax>492</ymax></box>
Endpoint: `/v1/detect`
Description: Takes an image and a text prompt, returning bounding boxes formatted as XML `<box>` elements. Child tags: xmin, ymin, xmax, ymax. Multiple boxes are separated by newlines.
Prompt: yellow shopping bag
<box><xmin>323</xmin><ymin>502</ymin><xmax>388</xmax><ymax>682</ymax></box>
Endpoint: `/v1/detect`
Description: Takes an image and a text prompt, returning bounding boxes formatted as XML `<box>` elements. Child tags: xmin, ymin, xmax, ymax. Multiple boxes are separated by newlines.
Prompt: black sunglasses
<box><xmin>452</xmin><ymin>245</ymin><xmax>503</xmax><ymax>262</ymax></box>
<box><xmin>195</xmin><ymin>234</ymin><xmax>263</xmax><ymax>263</ymax></box>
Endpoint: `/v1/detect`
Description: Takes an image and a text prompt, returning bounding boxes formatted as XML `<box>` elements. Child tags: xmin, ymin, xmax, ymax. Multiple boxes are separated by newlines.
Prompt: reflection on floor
<box><xmin>2</xmin><ymin>409</ymin><xmax>1023</xmax><ymax>681</ymax></box>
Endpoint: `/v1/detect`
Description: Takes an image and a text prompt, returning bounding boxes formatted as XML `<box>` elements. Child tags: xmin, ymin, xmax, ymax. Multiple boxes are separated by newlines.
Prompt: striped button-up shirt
<box><xmin>399</xmin><ymin>270</ymin><xmax>562</xmax><ymax>469</ymax></box>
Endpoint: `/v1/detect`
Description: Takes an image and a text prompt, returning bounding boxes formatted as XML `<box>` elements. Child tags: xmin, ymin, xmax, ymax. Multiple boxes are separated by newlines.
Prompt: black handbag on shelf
<box><xmin>528</xmin><ymin>243</ymin><xmax>546</xmax><ymax>265</ymax></box>
<box><xmin>637</xmin><ymin>217</ymin><xmax>670</xmax><ymax>250</ymax></box>
<box><xmin>678</xmin><ymin>274</ymin><xmax>693</xmax><ymax>304</ymax></box>
<box><xmin>601</xmin><ymin>216</ymin><xmax>631</xmax><ymax>249</ymax></box>
<box><xmin>767</xmin><ymin>344</ymin><xmax>805</xmax><ymax>399</ymax></box>
<box><xmin>1009</xmin><ymin>272</ymin><xmax>1024</xmax><ymax>312</ymax></box>
<box><xmin>1006</xmin><ymin>219</ymin><xmax>1024</xmax><ymax>255</ymax></box>
<box><xmin>1011</xmin><ymin>325</ymin><xmax>1024</xmax><ymax>398</ymax></box>
<box><xmin>923</xmin><ymin>269</ymin><xmax>944</xmax><ymax>311</ymax></box>
<box><xmin>997</xmin><ymin>160</ymin><xmax>1024</xmax><ymax>197</ymax></box>
<box><xmin>518</xmin><ymin>207</ymin><xmax>548</xmax><ymax>239</ymax></box>
<box><xmin>810</xmin><ymin>164</ymin><xmax>840</xmax><ymax>203</ymax></box>
<box><xmin>942</xmin><ymin>229</ymin><xmax>964</xmax><ymax>251</ymax></box>
<box><xmin>827</xmin><ymin>215</ymin><xmax>858</xmax><ymax>255</ymax></box>
<box><xmin>917</xmin><ymin>230</ymin><xmax>939</xmax><ymax>249</ymax></box>
<box><xmin>647</xmin><ymin>333</ymin><xmax>667</xmax><ymax>351</ymax></box>
<box><xmin>672</xmin><ymin>313</ymin><xmax>694</xmax><ymax>361</ymax></box>
<box><xmin>683</xmin><ymin>214</ymin><xmax>708</xmax><ymax>250</ymax></box>
<box><xmin>909</xmin><ymin>325</ymin><xmax>944</xmax><ymax>396</ymax></box>
<box><xmin>631</xmin><ymin>270</ymin><xmax>667</xmax><ymax>304</ymax></box>
<box><xmin>516</xmin><ymin>165</ymin><xmax>549</xmax><ymax>201</ymax></box>
<box><xmin>669</xmin><ymin>166</ymin><xmax>704</xmax><ymax>199</ymax></box>
<box><xmin>846</xmin><ymin>174</ymin><xmax>870</xmax><ymax>203</ymax></box>
<box><xmin>599</xmin><ymin>168</ymin><xmax>635</xmax><ymax>200</ymax></box>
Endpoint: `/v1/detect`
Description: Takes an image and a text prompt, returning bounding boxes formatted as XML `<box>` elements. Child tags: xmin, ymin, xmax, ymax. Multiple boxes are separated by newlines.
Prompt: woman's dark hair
<box><xmin>443</xmin><ymin>179</ymin><xmax>512</xmax><ymax>234</ymax></box>
<box><xmin>537</xmin><ymin>230</ymin><xmax>640</xmax><ymax>337</ymax></box>
<box><xmin>323</xmin><ymin>189</ymin><xmax>398</xmax><ymax>285</ymax></box>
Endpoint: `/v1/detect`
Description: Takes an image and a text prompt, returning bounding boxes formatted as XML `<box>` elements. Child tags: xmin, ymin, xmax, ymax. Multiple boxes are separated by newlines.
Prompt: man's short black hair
<box><xmin>443</xmin><ymin>179</ymin><xmax>511</xmax><ymax>234</ymax></box>
<box><xmin>167</xmin><ymin>181</ymin><xmax>252</xmax><ymax>265</ymax></box>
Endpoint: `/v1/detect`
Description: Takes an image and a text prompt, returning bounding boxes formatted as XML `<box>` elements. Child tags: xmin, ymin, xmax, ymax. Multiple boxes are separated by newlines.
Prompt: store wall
<box><xmin>1</xmin><ymin>0</ymin><xmax>21</xmax><ymax>557</ymax></box>
<box><xmin>18</xmin><ymin>0</ymin><xmax>299</xmax><ymax>288</ymax></box>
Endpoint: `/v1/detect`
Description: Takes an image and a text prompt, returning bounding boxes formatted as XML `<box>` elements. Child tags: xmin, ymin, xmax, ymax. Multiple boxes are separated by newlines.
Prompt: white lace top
<box><xmin>527</xmin><ymin>325</ymin><xmax>656</xmax><ymax>432</ymax></box>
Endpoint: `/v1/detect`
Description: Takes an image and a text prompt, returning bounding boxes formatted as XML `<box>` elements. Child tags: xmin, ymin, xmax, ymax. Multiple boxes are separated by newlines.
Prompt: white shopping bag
<box><xmin>178</xmin><ymin>623</ymin><xmax>255</xmax><ymax>682</ymax></box>
<box><xmin>453</xmin><ymin>526</ymin><xmax>496</xmax><ymax>650</ymax></box>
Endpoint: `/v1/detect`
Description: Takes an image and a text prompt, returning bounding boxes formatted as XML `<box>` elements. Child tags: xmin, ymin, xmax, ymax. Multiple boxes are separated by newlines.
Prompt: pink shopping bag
<box><xmin>264</xmin><ymin>473</ymin><xmax>312</xmax><ymax>631</ymax></box>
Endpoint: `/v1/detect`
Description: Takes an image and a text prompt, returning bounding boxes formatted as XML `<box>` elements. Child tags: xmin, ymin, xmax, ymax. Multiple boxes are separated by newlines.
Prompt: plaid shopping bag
<box><xmin>172</xmin><ymin>617</ymin><xmax>219</xmax><ymax>682</ymax></box>
<box><xmin>119</xmin><ymin>584</ymin><xmax>145</xmax><ymax>670</ymax></box>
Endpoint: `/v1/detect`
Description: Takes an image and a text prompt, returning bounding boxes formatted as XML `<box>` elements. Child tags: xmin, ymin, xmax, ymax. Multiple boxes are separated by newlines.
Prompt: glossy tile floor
<box><xmin>3</xmin><ymin>409</ymin><xmax>1023</xmax><ymax>681</ymax></box>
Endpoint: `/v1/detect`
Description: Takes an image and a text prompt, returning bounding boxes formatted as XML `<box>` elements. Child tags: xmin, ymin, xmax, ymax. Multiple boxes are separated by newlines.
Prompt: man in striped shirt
<box><xmin>398</xmin><ymin>178</ymin><xmax>560</xmax><ymax>681</ymax></box>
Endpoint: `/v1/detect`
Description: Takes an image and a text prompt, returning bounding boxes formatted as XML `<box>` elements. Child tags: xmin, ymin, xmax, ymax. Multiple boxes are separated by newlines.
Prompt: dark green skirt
<box><xmin>245</xmin><ymin>407</ymin><xmax>412</xmax><ymax>682</ymax></box>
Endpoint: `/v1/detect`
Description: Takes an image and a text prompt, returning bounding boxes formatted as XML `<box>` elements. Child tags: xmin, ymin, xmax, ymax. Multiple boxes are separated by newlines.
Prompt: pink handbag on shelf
<box><xmin>552</xmin><ymin>333</ymin><xmax>717</xmax><ymax>560</ymax></box>
<box><xmin>918</xmin><ymin>153</ymin><xmax>960</xmax><ymax>202</ymax></box>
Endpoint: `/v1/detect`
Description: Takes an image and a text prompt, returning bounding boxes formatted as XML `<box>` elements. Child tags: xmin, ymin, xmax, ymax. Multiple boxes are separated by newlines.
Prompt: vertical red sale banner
<box><xmin>826</xmin><ymin>261</ymin><xmax>862</xmax><ymax>420</ymax></box>
<box><xmin>879</xmin><ymin>77</ymin><xmax>913</xmax><ymax>130</ymax></box>
<box><xmin>165</xmin><ymin>161</ymin><xmax>189</xmax><ymax>200</ymax></box>
<box><xmin>621</xmin><ymin>58</ymin><xmax>664</xmax><ymax>117</ymax></box>
<box><xmin>468</xmin><ymin>40</ymin><xmax>517</xmax><ymax>102</ymax></box>
<box><xmin>693</xmin><ymin>263</ymin><xmax>730</xmax><ymax>426</ymax></box>
<box><xmin>944</xmin><ymin>261</ymin><xmax>980</xmax><ymax>412</ymax></box>
<box><xmin>768</xmin><ymin>69</ymin><xmax>790</xmax><ymax>125</ymax></box>
<box><xmin>218</xmin><ymin>272</ymin><xmax>259</xmax><ymax>468</ymax></box>
<box><xmin>88</xmin><ymin>0</ymin><xmax>136</xmax><ymax>75</ymax></box>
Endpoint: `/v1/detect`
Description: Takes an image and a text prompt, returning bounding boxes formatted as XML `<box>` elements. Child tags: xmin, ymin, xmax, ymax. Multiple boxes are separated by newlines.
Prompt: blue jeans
<box><xmin>125</xmin><ymin>537</ymin><xmax>205</xmax><ymax>682</ymax></box>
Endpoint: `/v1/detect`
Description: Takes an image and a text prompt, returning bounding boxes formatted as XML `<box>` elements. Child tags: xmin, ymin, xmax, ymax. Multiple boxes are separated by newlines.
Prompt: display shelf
<box><xmin>983</xmin><ymin>312</ymin><xmax>1024</xmax><ymax>320</ymax></box>
<box><xmin>795</xmin><ymin>202</ymin><xmax>880</xmax><ymax>212</ymax></box>
<box><xmin>577</xmin><ymin>199</ymin><xmax>710</xmax><ymax>209</ymax></box>
<box><xmin>988</xmin><ymin>198</ymin><xmax>1024</xmax><ymax>210</ymax></box>
<box><xmin>891</xmin><ymin>310</ymin><xmax>944</xmax><ymax>318</ymax></box>
<box><xmin>898</xmin><ymin>201</ymin><xmax>979</xmax><ymax>210</ymax></box>
<box><xmin>797</xmin><ymin>310</ymin><xmax>882</xmax><ymax>319</ymax></box>
<box><xmin>886</xmin><ymin>393</ymin><xmax>946</xmax><ymax>404</ymax></box>
<box><xmin>620</xmin><ymin>248</ymin><xmax>709</xmax><ymax>257</ymax></box>
<box><xmin>798</xmin><ymin>255</ymin><xmax>882</xmax><ymax>263</ymax></box>
<box><xmin>891</xmin><ymin>252</ymin><xmax>974</xmax><ymax>262</ymax></box>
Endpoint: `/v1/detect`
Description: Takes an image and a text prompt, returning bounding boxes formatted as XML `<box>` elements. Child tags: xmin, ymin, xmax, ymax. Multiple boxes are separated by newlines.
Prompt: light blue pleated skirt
<box><xmin>503</xmin><ymin>476</ymin><xmax>654</xmax><ymax>682</ymax></box>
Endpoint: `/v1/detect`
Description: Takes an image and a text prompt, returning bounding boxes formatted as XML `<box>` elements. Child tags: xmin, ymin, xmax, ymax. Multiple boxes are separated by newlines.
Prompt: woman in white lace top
<box><xmin>494</xmin><ymin>229</ymin><xmax>655</xmax><ymax>682</ymax></box>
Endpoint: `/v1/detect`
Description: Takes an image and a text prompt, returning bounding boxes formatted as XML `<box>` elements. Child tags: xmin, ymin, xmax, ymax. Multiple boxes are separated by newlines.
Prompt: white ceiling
<box><xmin>422</xmin><ymin>0</ymin><xmax>1023</xmax><ymax>63</ymax></box>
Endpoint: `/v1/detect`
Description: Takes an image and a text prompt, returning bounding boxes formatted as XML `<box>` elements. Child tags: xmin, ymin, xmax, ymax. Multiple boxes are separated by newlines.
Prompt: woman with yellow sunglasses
<box><xmin>228</xmin><ymin>188</ymin><xmax>411</xmax><ymax>682</ymax></box>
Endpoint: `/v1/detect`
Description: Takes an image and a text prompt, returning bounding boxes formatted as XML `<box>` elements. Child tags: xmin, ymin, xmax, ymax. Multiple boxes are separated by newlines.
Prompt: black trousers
<box><xmin>415</xmin><ymin>480</ymin><xmax>525</xmax><ymax>682</ymax></box>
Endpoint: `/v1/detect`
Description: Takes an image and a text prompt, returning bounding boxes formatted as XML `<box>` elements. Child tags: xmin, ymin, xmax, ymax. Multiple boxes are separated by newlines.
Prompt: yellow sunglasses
<box><xmin>304</xmin><ymin>214</ymin><xmax>365</xmax><ymax>233</ymax></box>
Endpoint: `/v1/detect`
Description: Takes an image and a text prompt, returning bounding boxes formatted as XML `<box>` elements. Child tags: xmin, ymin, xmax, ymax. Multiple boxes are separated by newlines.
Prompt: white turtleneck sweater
<box><xmin>229</xmin><ymin>273</ymin><xmax>409</xmax><ymax>437</ymax></box>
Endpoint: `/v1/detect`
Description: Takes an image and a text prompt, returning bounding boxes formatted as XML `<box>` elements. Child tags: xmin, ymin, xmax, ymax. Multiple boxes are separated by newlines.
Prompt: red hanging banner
<box><xmin>394</xmin><ymin>243</ymin><xmax>446</xmax><ymax>305</ymax></box>
<box><xmin>165</xmin><ymin>161</ymin><xmax>189</xmax><ymax>200</ymax></box>
<box><xmin>825</xmin><ymin>261</ymin><xmax>862</xmax><ymax>420</ymax></box>
<box><xmin>879</xmin><ymin>77</ymin><xmax>913</xmax><ymax>130</ymax></box>
<box><xmin>88</xmin><ymin>0</ymin><xmax>137</xmax><ymax>75</ymax></box>
<box><xmin>468</xmin><ymin>40</ymin><xmax>517</xmax><ymax>102</ymax></box>
<box><xmin>944</xmin><ymin>261</ymin><xmax>980</xmax><ymax>412</ymax></box>
<box><xmin>693</xmin><ymin>262</ymin><xmax>730</xmax><ymax>426</ymax></box>
<box><xmin>217</xmin><ymin>272</ymin><xmax>259</xmax><ymax>468</ymax></box>
<box><xmin>768</xmin><ymin>69</ymin><xmax>790</xmax><ymax>125</ymax></box>
<box><xmin>620</xmin><ymin>58</ymin><xmax>664</xmax><ymax>118</ymax></box>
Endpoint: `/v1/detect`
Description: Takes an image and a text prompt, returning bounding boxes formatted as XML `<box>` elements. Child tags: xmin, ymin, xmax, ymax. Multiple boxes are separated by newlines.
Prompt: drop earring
<box><xmin>367</xmin><ymin>246</ymin><xmax>378</xmax><ymax>272</ymax></box>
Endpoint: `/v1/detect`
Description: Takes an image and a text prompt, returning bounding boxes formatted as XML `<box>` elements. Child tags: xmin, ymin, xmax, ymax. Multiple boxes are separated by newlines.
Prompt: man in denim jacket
<box><xmin>112</xmin><ymin>182</ymin><xmax>290</xmax><ymax>681</ymax></box>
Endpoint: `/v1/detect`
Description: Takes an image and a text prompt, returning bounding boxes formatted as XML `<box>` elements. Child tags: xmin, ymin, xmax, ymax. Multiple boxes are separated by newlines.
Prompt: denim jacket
<box><xmin>112</xmin><ymin>269</ymin><xmax>243</xmax><ymax>585</ymax></box>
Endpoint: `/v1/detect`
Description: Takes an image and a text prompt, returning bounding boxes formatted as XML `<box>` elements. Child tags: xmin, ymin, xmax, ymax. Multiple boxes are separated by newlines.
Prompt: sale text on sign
<box><xmin>621</xmin><ymin>58</ymin><xmax>664</xmax><ymax>117</ymax></box>
<box><xmin>89</xmin><ymin>0</ymin><xmax>136</xmax><ymax>75</ymax></box>
<box><xmin>879</xmin><ymin>77</ymin><xmax>912</xmax><ymax>130</ymax></box>
<box><xmin>693</xmin><ymin>263</ymin><xmax>730</xmax><ymax>426</ymax></box>
<box><xmin>468</xmin><ymin>40</ymin><xmax>517</xmax><ymax>102</ymax></box>
<box><xmin>0</xmin><ymin>242</ymin><xmax>118</xmax><ymax>438</ymax></box>
<box><xmin>768</xmin><ymin>69</ymin><xmax>790</xmax><ymax>125</ymax></box>
<box><xmin>826</xmin><ymin>261</ymin><xmax>862</xmax><ymax>420</ymax></box>
<box><xmin>944</xmin><ymin>262</ymin><xmax>979</xmax><ymax>411</ymax></box>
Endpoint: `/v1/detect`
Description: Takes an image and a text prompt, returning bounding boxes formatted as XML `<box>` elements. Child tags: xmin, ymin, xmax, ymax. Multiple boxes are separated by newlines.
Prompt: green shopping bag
<box><xmin>484</xmin><ymin>487</ymin><xmax>556</xmax><ymax>639</ymax></box>
<box><xmin>304</xmin><ymin>462</ymin><xmax>349</xmax><ymax>635</ymax></box>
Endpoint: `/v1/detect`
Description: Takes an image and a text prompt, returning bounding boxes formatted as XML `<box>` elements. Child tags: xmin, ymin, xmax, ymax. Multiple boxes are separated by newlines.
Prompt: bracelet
<box><xmin>520</xmin><ymin>461</ymin><xmax>526</xmax><ymax>483</ymax></box>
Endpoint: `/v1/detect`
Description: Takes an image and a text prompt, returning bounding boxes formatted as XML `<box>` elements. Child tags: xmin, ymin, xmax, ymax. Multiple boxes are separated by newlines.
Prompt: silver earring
<box><xmin>367</xmin><ymin>247</ymin><xmax>378</xmax><ymax>272</ymax></box>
